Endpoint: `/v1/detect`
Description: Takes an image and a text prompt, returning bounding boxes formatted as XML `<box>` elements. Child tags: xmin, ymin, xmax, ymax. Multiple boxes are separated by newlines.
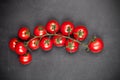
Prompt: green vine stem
<box><xmin>25</xmin><ymin>33</ymin><xmax>88</xmax><ymax>49</ymax></box>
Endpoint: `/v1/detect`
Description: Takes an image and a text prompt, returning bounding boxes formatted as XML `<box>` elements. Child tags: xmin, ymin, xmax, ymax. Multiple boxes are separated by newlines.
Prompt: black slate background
<box><xmin>0</xmin><ymin>0</ymin><xmax>120</xmax><ymax>80</ymax></box>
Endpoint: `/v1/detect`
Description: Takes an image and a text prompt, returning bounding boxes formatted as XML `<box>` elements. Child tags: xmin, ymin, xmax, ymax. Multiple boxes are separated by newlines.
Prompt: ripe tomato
<box><xmin>65</xmin><ymin>39</ymin><xmax>79</xmax><ymax>53</ymax></box>
<box><xmin>15</xmin><ymin>42</ymin><xmax>27</xmax><ymax>55</ymax></box>
<box><xmin>9</xmin><ymin>38</ymin><xmax>19</xmax><ymax>51</ymax></box>
<box><xmin>52</xmin><ymin>34</ymin><xmax>66</xmax><ymax>47</ymax></box>
<box><xmin>88</xmin><ymin>38</ymin><xmax>104</xmax><ymax>53</ymax></box>
<box><xmin>19</xmin><ymin>53</ymin><xmax>32</xmax><ymax>65</ymax></box>
<box><xmin>39</xmin><ymin>37</ymin><xmax>53</xmax><ymax>51</ymax></box>
<box><xmin>34</xmin><ymin>25</ymin><xmax>47</xmax><ymax>36</ymax></box>
<box><xmin>18</xmin><ymin>27</ymin><xmax>30</xmax><ymax>40</ymax></box>
<box><xmin>46</xmin><ymin>20</ymin><xmax>60</xmax><ymax>34</ymax></box>
<box><xmin>28</xmin><ymin>38</ymin><xmax>39</xmax><ymax>50</ymax></box>
<box><xmin>61</xmin><ymin>21</ymin><xmax>74</xmax><ymax>36</ymax></box>
<box><xmin>73</xmin><ymin>25</ymin><xmax>88</xmax><ymax>41</ymax></box>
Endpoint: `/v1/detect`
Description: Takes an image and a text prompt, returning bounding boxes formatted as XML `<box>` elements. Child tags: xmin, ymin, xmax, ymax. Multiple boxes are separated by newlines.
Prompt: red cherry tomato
<box><xmin>61</xmin><ymin>21</ymin><xmax>74</xmax><ymax>36</ymax></box>
<box><xmin>28</xmin><ymin>38</ymin><xmax>39</xmax><ymax>50</ymax></box>
<box><xmin>15</xmin><ymin>42</ymin><xmax>27</xmax><ymax>55</ymax></box>
<box><xmin>46</xmin><ymin>20</ymin><xmax>60</xmax><ymax>34</ymax></box>
<box><xmin>52</xmin><ymin>34</ymin><xmax>66</xmax><ymax>47</ymax></box>
<box><xmin>34</xmin><ymin>25</ymin><xmax>47</xmax><ymax>36</ymax></box>
<box><xmin>73</xmin><ymin>25</ymin><xmax>88</xmax><ymax>41</ymax></box>
<box><xmin>88</xmin><ymin>38</ymin><xmax>104</xmax><ymax>53</ymax></box>
<box><xmin>19</xmin><ymin>53</ymin><xmax>32</xmax><ymax>65</ymax></box>
<box><xmin>9</xmin><ymin>38</ymin><xmax>19</xmax><ymax>51</ymax></box>
<box><xmin>65</xmin><ymin>39</ymin><xmax>79</xmax><ymax>53</ymax></box>
<box><xmin>18</xmin><ymin>27</ymin><xmax>30</xmax><ymax>40</ymax></box>
<box><xmin>39</xmin><ymin>37</ymin><xmax>53</xmax><ymax>51</ymax></box>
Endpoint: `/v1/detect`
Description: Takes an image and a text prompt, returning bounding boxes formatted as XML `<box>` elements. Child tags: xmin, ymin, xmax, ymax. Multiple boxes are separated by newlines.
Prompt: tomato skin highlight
<box><xmin>9</xmin><ymin>38</ymin><xmax>19</xmax><ymax>51</ymax></box>
<box><xmin>73</xmin><ymin>25</ymin><xmax>88</xmax><ymax>41</ymax></box>
<box><xmin>46</xmin><ymin>20</ymin><xmax>60</xmax><ymax>34</ymax></box>
<box><xmin>15</xmin><ymin>42</ymin><xmax>27</xmax><ymax>55</ymax></box>
<box><xmin>88</xmin><ymin>38</ymin><xmax>104</xmax><ymax>53</ymax></box>
<box><xmin>39</xmin><ymin>37</ymin><xmax>53</xmax><ymax>51</ymax></box>
<box><xmin>18</xmin><ymin>27</ymin><xmax>30</xmax><ymax>40</ymax></box>
<box><xmin>61</xmin><ymin>21</ymin><xmax>74</xmax><ymax>36</ymax></box>
<box><xmin>65</xmin><ymin>39</ymin><xmax>79</xmax><ymax>53</ymax></box>
<box><xmin>19</xmin><ymin>53</ymin><xmax>32</xmax><ymax>65</ymax></box>
<box><xmin>52</xmin><ymin>34</ymin><xmax>66</xmax><ymax>47</ymax></box>
<box><xmin>28</xmin><ymin>38</ymin><xmax>39</xmax><ymax>50</ymax></box>
<box><xmin>34</xmin><ymin>25</ymin><xmax>47</xmax><ymax>36</ymax></box>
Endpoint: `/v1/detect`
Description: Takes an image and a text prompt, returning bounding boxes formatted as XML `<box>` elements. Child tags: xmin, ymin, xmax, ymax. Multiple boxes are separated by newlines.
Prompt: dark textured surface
<box><xmin>0</xmin><ymin>0</ymin><xmax>120</xmax><ymax>80</ymax></box>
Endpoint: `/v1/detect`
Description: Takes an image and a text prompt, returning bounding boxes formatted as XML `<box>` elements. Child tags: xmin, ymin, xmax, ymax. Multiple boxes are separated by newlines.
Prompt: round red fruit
<box><xmin>88</xmin><ymin>37</ymin><xmax>104</xmax><ymax>53</ymax></box>
<box><xmin>46</xmin><ymin>20</ymin><xmax>60</xmax><ymax>34</ymax></box>
<box><xmin>9</xmin><ymin>38</ymin><xmax>19</xmax><ymax>51</ymax></box>
<box><xmin>19</xmin><ymin>53</ymin><xmax>32</xmax><ymax>65</ymax></box>
<box><xmin>15</xmin><ymin>42</ymin><xmax>27</xmax><ymax>55</ymax></box>
<box><xmin>28</xmin><ymin>38</ymin><xmax>39</xmax><ymax>50</ymax></box>
<box><xmin>39</xmin><ymin>37</ymin><xmax>53</xmax><ymax>51</ymax></box>
<box><xmin>73</xmin><ymin>25</ymin><xmax>88</xmax><ymax>41</ymax></box>
<box><xmin>34</xmin><ymin>25</ymin><xmax>47</xmax><ymax>36</ymax></box>
<box><xmin>61</xmin><ymin>21</ymin><xmax>74</xmax><ymax>36</ymax></box>
<box><xmin>18</xmin><ymin>27</ymin><xmax>30</xmax><ymax>40</ymax></box>
<box><xmin>52</xmin><ymin>34</ymin><xmax>66</xmax><ymax>47</ymax></box>
<box><xmin>65</xmin><ymin>39</ymin><xmax>79</xmax><ymax>53</ymax></box>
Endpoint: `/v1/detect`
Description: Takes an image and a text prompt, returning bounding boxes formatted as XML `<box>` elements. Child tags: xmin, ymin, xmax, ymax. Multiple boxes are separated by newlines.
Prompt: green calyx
<box><xmin>78</xmin><ymin>30</ymin><xmax>84</xmax><ymax>37</ymax></box>
<box><xmin>56</xmin><ymin>37</ymin><xmax>62</xmax><ymax>44</ymax></box>
<box><xmin>56</xmin><ymin>38</ymin><xmax>60</xmax><ymax>44</ymax></box>
<box><xmin>38</xmin><ymin>26</ymin><xmax>43</xmax><ymax>30</ymax></box>
<box><xmin>34</xmin><ymin>40</ymin><xmax>39</xmax><ymax>46</ymax></box>
<box><xmin>45</xmin><ymin>39</ymin><xmax>50</xmax><ymax>45</ymax></box>
<box><xmin>67</xmin><ymin>27</ymin><xmax>71</xmax><ymax>33</ymax></box>
<box><xmin>66</xmin><ymin>42</ymin><xmax>74</xmax><ymax>49</ymax></box>
<box><xmin>78</xmin><ymin>30</ymin><xmax>84</xmax><ymax>36</ymax></box>
<box><xmin>52</xmin><ymin>24</ymin><xmax>56</xmax><ymax>31</ymax></box>
<box><xmin>25</xmin><ymin>31</ymin><xmax>30</xmax><ymax>35</ymax></box>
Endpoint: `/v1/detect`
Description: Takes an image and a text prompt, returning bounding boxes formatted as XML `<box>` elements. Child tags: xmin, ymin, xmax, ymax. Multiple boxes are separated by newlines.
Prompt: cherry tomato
<box><xmin>61</xmin><ymin>21</ymin><xmax>74</xmax><ymax>36</ymax></box>
<box><xmin>15</xmin><ymin>42</ymin><xmax>27</xmax><ymax>55</ymax></box>
<box><xmin>28</xmin><ymin>38</ymin><xmax>39</xmax><ymax>50</ymax></box>
<box><xmin>73</xmin><ymin>25</ymin><xmax>88</xmax><ymax>41</ymax></box>
<box><xmin>52</xmin><ymin>34</ymin><xmax>66</xmax><ymax>47</ymax></box>
<box><xmin>88</xmin><ymin>38</ymin><xmax>104</xmax><ymax>53</ymax></box>
<box><xmin>9</xmin><ymin>38</ymin><xmax>19</xmax><ymax>51</ymax></box>
<box><xmin>39</xmin><ymin>37</ymin><xmax>53</xmax><ymax>51</ymax></box>
<box><xmin>18</xmin><ymin>27</ymin><xmax>30</xmax><ymax>40</ymax></box>
<box><xmin>46</xmin><ymin>20</ymin><xmax>60</xmax><ymax>34</ymax></box>
<box><xmin>34</xmin><ymin>25</ymin><xmax>47</xmax><ymax>36</ymax></box>
<box><xmin>65</xmin><ymin>39</ymin><xmax>79</xmax><ymax>53</ymax></box>
<box><xmin>19</xmin><ymin>53</ymin><xmax>32</xmax><ymax>65</ymax></box>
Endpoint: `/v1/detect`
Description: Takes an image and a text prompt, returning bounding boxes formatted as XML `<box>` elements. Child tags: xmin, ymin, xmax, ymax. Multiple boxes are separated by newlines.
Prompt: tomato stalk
<box><xmin>25</xmin><ymin>33</ymin><xmax>88</xmax><ymax>49</ymax></box>
<box><xmin>24</xmin><ymin>42</ymin><xmax>32</xmax><ymax>52</ymax></box>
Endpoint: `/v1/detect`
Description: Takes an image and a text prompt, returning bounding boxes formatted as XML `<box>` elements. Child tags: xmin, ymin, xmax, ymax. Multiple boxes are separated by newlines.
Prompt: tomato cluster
<box><xmin>9</xmin><ymin>20</ymin><xmax>104</xmax><ymax>65</ymax></box>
